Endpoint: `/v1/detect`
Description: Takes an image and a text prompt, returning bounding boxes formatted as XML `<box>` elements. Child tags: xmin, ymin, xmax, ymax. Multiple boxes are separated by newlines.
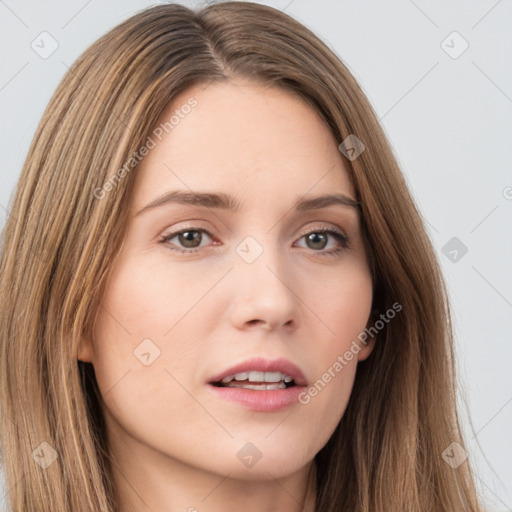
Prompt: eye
<box><xmin>159</xmin><ymin>226</ymin><xmax>350</xmax><ymax>256</ymax></box>
<box><xmin>295</xmin><ymin>228</ymin><xmax>350</xmax><ymax>256</ymax></box>
<box><xmin>159</xmin><ymin>228</ymin><xmax>215</xmax><ymax>254</ymax></box>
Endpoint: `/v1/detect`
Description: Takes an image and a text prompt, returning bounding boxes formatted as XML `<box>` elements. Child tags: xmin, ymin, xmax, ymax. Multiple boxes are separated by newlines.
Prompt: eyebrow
<box><xmin>135</xmin><ymin>190</ymin><xmax>361</xmax><ymax>216</ymax></box>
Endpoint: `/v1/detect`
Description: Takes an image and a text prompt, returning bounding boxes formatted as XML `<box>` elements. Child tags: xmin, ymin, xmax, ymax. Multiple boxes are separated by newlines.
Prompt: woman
<box><xmin>0</xmin><ymin>2</ymin><xmax>484</xmax><ymax>511</ymax></box>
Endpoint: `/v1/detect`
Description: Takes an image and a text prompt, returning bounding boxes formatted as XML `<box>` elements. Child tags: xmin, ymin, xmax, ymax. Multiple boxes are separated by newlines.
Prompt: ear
<box><xmin>357</xmin><ymin>307</ymin><xmax>379</xmax><ymax>362</ymax></box>
<box><xmin>77</xmin><ymin>335</ymin><xmax>95</xmax><ymax>363</ymax></box>
<box><xmin>357</xmin><ymin>336</ymin><xmax>376</xmax><ymax>362</ymax></box>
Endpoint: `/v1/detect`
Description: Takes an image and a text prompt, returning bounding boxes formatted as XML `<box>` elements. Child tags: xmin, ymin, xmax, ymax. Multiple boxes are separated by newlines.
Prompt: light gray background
<box><xmin>0</xmin><ymin>1</ymin><xmax>511</xmax><ymax>510</ymax></box>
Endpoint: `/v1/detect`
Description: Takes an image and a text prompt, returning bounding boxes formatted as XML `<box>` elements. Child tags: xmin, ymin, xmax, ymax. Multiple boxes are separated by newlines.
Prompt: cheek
<box><xmin>89</xmin><ymin>258</ymin><xmax>215</xmax><ymax>447</ymax></box>
<box><xmin>294</xmin><ymin>258</ymin><xmax>372</xmax><ymax>434</ymax></box>
<box><xmin>93</xmin><ymin>255</ymin><xmax>213</xmax><ymax>358</ymax></box>
<box><xmin>89</xmin><ymin>258</ymin><xmax>193</xmax><ymax>399</ymax></box>
<box><xmin>307</xmin><ymin>254</ymin><xmax>373</xmax><ymax>346</ymax></box>
<box><xmin>297</xmin><ymin>361</ymin><xmax>358</xmax><ymax>441</ymax></box>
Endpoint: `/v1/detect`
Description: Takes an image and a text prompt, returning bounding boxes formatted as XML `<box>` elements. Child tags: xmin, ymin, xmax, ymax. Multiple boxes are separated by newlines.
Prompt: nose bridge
<box><xmin>234</xmin><ymin>231</ymin><xmax>286</xmax><ymax>281</ymax></box>
<box><xmin>229</xmin><ymin>232</ymin><xmax>301</xmax><ymax>329</ymax></box>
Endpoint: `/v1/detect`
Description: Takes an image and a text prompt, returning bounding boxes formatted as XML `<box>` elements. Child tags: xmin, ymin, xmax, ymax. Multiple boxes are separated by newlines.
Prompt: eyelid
<box><xmin>295</xmin><ymin>223</ymin><xmax>347</xmax><ymax>239</ymax></box>
<box><xmin>160</xmin><ymin>221</ymin><xmax>347</xmax><ymax>238</ymax></box>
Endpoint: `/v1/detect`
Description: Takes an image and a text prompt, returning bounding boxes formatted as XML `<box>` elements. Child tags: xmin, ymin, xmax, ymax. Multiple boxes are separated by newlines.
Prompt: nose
<box><xmin>229</xmin><ymin>239</ymin><xmax>302</xmax><ymax>332</ymax></box>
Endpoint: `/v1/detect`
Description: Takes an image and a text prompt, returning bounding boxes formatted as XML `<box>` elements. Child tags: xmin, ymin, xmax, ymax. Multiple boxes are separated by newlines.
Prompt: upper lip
<box><xmin>208</xmin><ymin>356</ymin><xmax>308</xmax><ymax>386</ymax></box>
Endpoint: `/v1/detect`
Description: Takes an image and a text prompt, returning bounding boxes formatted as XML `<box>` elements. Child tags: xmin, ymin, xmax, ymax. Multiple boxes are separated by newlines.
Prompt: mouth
<box><xmin>207</xmin><ymin>357</ymin><xmax>308</xmax><ymax>412</ymax></box>
<box><xmin>210</xmin><ymin>370</ymin><xmax>297</xmax><ymax>390</ymax></box>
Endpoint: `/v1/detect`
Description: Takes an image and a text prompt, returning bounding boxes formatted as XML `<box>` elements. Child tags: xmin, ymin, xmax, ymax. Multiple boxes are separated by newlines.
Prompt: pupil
<box><xmin>179</xmin><ymin>231</ymin><xmax>201</xmax><ymax>248</ymax></box>
<box><xmin>307</xmin><ymin>232</ymin><xmax>327</xmax><ymax>250</ymax></box>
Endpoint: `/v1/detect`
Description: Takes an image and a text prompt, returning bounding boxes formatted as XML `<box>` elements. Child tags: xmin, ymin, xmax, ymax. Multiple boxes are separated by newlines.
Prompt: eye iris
<box><xmin>306</xmin><ymin>232</ymin><xmax>327</xmax><ymax>250</ymax></box>
<box><xmin>179</xmin><ymin>230</ymin><xmax>202</xmax><ymax>248</ymax></box>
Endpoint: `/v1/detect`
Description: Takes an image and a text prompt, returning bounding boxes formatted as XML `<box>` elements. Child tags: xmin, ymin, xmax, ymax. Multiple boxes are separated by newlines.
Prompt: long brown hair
<box><xmin>0</xmin><ymin>2</ymin><xmax>483</xmax><ymax>510</ymax></box>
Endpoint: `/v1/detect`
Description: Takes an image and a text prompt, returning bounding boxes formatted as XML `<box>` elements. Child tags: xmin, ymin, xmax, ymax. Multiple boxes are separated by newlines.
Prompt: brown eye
<box><xmin>160</xmin><ymin>228</ymin><xmax>214</xmax><ymax>253</ymax></box>
<box><xmin>177</xmin><ymin>230</ymin><xmax>203</xmax><ymax>248</ymax></box>
<box><xmin>304</xmin><ymin>232</ymin><xmax>328</xmax><ymax>250</ymax></box>
<box><xmin>295</xmin><ymin>229</ymin><xmax>350</xmax><ymax>255</ymax></box>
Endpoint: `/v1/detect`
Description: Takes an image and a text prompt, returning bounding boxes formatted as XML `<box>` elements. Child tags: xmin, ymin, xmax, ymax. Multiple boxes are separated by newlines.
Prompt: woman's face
<box><xmin>80</xmin><ymin>77</ymin><xmax>374</xmax><ymax>480</ymax></box>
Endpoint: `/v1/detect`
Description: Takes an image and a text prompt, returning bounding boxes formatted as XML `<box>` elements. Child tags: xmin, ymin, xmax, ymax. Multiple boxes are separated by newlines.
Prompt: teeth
<box><xmin>219</xmin><ymin>371</ymin><xmax>294</xmax><ymax>384</ymax></box>
<box><xmin>247</xmin><ymin>370</ymin><xmax>264</xmax><ymax>381</ymax></box>
<box><xmin>224</xmin><ymin>381</ymin><xmax>287</xmax><ymax>390</ymax></box>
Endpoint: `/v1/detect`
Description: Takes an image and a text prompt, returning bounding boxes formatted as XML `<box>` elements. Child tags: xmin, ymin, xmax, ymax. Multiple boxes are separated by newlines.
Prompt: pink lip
<box><xmin>208</xmin><ymin>385</ymin><xmax>307</xmax><ymax>412</ymax></box>
<box><xmin>207</xmin><ymin>356</ymin><xmax>308</xmax><ymax>413</ymax></box>
<box><xmin>208</xmin><ymin>356</ymin><xmax>308</xmax><ymax>387</ymax></box>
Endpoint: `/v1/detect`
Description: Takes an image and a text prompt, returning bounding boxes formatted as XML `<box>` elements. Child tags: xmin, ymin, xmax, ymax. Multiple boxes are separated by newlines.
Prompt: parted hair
<box><xmin>0</xmin><ymin>2</ymin><xmax>483</xmax><ymax>511</ymax></box>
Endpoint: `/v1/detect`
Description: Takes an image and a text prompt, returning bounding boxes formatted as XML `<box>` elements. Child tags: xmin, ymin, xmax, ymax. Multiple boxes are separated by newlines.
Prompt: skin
<box><xmin>79</xmin><ymin>77</ymin><xmax>375</xmax><ymax>512</ymax></box>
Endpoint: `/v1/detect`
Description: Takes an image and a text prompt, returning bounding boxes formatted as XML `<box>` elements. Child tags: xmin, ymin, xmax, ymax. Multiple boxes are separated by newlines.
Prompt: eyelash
<box><xmin>158</xmin><ymin>226</ymin><xmax>350</xmax><ymax>257</ymax></box>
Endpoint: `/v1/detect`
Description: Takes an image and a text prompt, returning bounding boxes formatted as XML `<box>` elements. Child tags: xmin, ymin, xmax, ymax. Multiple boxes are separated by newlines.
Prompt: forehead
<box><xmin>131</xmin><ymin>78</ymin><xmax>355</xmax><ymax>211</ymax></box>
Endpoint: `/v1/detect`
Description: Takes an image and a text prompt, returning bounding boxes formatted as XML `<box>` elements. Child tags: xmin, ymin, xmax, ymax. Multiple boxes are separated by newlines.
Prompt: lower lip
<box><xmin>207</xmin><ymin>384</ymin><xmax>307</xmax><ymax>412</ymax></box>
